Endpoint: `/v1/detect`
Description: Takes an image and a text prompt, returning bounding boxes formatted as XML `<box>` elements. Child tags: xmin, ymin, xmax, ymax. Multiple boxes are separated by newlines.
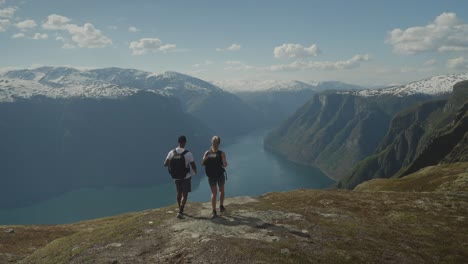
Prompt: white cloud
<box><xmin>268</xmin><ymin>54</ymin><xmax>370</xmax><ymax>71</ymax></box>
<box><xmin>43</xmin><ymin>15</ymin><xmax>112</xmax><ymax>48</ymax></box>
<box><xmin>16</xmin><ymin>19</ymin><xmax>37</xmax><ymax>31</ymax></box>
<box><xmin>128</xmin><ymin>26</ymin><xmax>140</xmax><ymax>32</ymax></box>
<box><xmin>66</xmin><ymin>23</ymin><xmax>112</xmax><ymax>48</ymax></box>
<box><xmin>0</xmin><ymin>7</ymin><xmax>15</xmax><ymax>18</ymax></box>
<box><xmin>32</xmin><ymin>33</ymin><xmax>48</xmax><ymax>40</ymax></box>
<box><xmin>447</xmin><ymin>57</ymin><xmax>468</xmax><ymax>69</ymax></box>
<box><xmin>129</xmin><ymin>38</ymin><xmax>176</xmax><ymax>55</ymax></box>
<box><xmin>56</xmin><ymin>36</ymin><xmax>66</xmax><ymax>42</ymax></box>
<box><xmin>216</xmin><ymin>43</ymin><xmax>241</xmax><ymax>51</ymax></box>
<box><xmin>42</xmin><ymin>14</ymin><xmax>71</xmax><ymax>30</ymax></box>
<box><xmin>0</xmin><ymin>18</ymin><xmax>9</xmax><ymax>32</ymax></box>
<box><xmin>11</xmin><ymin>32</ymin><xmax>24</xmax><ymax>38</ymax></box>
<box><xmin>387</xmin><ymin>12</ymin><xmax>468</xmax><ymax>54</ymax></box>
<box><xmin>274</xmin><ymin>43</ymin><xmax>320</xmax><ymax>59</ymax></box>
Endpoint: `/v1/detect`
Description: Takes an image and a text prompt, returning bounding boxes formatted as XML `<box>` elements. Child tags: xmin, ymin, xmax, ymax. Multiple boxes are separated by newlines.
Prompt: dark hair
<box><xmin>178</xmin><ymin>135</ymin><xmax>187</xmax><ymax>143</ymax></box>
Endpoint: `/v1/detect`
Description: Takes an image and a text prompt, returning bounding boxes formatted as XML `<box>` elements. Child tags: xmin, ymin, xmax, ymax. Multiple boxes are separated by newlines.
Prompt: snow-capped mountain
<box><xmin>0</xmin><ymin>67</ymin><xmax>229</xmax><ymax>102</ymax></box>
<box><xmin>213</xmin><ymin>79</ymin><xmax>367</xmax><ymax>93</ymax></box>
<box><xmin>213</xmin><ymin>80</ymin><xmax>318</xmax><ymax>92</ymax></box>
<box><xmin>0</xmin><ymin>66</ymin><xmax>261</xmax><ymax>136</ymax></box>
<box><xmin>347</xmin><ymin>73</ymin><xmax>468</xmax><ymax>97</ymax></box>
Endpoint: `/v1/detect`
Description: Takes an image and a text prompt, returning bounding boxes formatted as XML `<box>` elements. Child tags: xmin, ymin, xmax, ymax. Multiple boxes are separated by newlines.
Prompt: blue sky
<box><xmin>1</xmin><ymin>0</ymin><xmax>468</xmax><ymax>86</ymax></box>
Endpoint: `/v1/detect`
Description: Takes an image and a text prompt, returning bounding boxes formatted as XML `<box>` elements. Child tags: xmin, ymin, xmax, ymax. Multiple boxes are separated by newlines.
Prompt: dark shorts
<box><xmin>208</xmin><ymin>175</ymin><xmax>225</xmax><ymax>188</ymax></box>
<box><xmin>175</xmin><ymin>178</ymin><xmax>191</xmax><ymax>193</ymax></box>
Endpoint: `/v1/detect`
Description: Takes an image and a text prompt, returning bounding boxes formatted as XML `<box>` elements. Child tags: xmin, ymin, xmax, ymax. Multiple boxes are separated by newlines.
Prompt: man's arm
<box><xmin>163</xmin><ymin>159</ymin><xmax>169</xmax><ymax>167</ymax></box>
<box><xmin>190</xmin><ymin>162</ymin><xmax>197</xmax><ymax>175</ymax></box>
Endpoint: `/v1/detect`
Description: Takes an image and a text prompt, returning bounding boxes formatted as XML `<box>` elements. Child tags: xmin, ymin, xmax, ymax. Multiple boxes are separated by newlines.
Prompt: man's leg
<box><xmin>177</xmin><ymin>192</ymin><xmax>182</xmax><ymax>210</ymax></box>
<box><xmin>180</xmin><ymin>178</ymin><xmax>191</xmax><ymax>214</ymax></box>
<box><xmin>180</xmin><ymin>192</ymin><xmax>188</xmax><ymax>212</ymax></box>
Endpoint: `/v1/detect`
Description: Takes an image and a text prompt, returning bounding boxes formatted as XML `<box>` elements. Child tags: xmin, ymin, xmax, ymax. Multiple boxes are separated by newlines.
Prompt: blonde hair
<box><xmin>211</xmin><ymin>136</ymin><xmax>221</xmax><ymax>151</ymax></box>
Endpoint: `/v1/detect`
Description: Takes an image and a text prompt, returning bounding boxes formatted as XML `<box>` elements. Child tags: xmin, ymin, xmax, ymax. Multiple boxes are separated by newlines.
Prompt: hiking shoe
<box><xmin>211</xmin><ymin>210</ymin><xmax>217</xmax><ymax>219</ymax></box>
<box><xmin>220</xmin><ymin>205</ymin><xmax>226</xmax><ymax>213</ymax></box>
<box><xmin>177</xmin><ymin>212</ymin><xmax>184</xmax><ymax>219</ymax></box>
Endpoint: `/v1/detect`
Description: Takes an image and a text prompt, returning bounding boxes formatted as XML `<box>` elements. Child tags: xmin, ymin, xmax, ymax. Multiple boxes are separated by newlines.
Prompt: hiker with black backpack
<box><xmin>164</xmin><ymin>135</ymin><xmax>197</xmax><ymax>219</ymax></box>
<box><xmin>202</xmin><ymin>136</ymin><xmax>228</xmax><ymax>219</ymax></box>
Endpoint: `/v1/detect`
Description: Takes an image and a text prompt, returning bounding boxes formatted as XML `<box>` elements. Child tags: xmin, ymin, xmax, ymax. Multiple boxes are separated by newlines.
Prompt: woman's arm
<box><xmin>201</xmin><ymin>151</ymin><xmax>209</xmax><ymax>166</ymax></box>
<box><xmin>221</xmin><ymin>151</ymin><xmax>228</xmax><ymax>168</ymax></box>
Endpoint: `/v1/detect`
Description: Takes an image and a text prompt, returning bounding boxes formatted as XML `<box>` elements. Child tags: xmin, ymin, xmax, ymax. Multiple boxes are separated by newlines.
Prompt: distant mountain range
<box><xmin>343</xmin><ymin>73</ymin><xmax>468</xmax><ymax>97</ymax></box>
<box><xmin>214</xmin><ymin>79</ymin><xmax>365</xmax><ymax>93</ymax></box>
<box><xmin>0</xmin><ymin>67</ymin><xmax>260</xmax><ymax>136</ymax></box>
<box><xmin>214</xmin><ymin>80</ymin><xmax>365</xmax><ymax>126</ymax></box>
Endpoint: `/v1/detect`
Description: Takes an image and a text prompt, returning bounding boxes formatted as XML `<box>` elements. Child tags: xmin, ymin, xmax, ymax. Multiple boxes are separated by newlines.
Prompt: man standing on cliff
<box><xmin>164</xmin><ymin>135</ymin><xmax>197</xmax><ymax>219</ymax></box>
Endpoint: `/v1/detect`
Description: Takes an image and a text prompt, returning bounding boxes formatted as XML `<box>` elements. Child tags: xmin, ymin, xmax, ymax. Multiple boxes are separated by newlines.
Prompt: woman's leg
<box><xmin>219</xmin><ymin>184</ymin><xmax>225</xmax><ymax>208</ymax></box>
<box><xmin>210</xmin><ymin>184</ymin><xmax>217</xmax><ymax>211</ymax></box>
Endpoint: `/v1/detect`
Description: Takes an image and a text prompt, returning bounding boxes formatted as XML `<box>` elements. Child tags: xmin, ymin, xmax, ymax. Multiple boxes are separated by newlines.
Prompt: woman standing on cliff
<box><xmin>202</xmin><ymin>136</ymin><xmax>228</xmax><ymax>219</ymax></box>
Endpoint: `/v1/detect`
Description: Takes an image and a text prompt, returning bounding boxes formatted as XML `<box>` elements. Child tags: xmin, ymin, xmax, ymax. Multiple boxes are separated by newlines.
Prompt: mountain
<box><xmin>1</xmin><ymin>67</ymin><xmax>261</xmax><ymax>136</ymax></box>
<box><xmin>345</xmin><ymin>73</ymin><xmax>468</xmax><ymax>97</ymax></box>
<box><xmin>264</xmin><ymin>92</ymin><xmax>434</xmax><ymax>180</ymax></box>
<box><xmin>232</xmin><ymin>81</ymin><xmax>317</xmax><ymax>127</ymax></box>
<box><xmin>313</xmin><ymin>81</ymin><xmax>365</xmax><ymax>92</ymax></box>
<box><xmin>1</xmin><ymin>67</ymin><xmax>250</xmax><ymax>209</ymax></box>
<box><xmin>263</xmin><ymin>73</ymin><xmax>467</xmax><ymax>180</ymax></box>
<box><xmin>213</xmin><ymin>79</ymin><xmax>365</xmax><ymax>93</ymax></box>
<box><xmin>214</xmin><ymin>80</ymin><xmax>365</xmax><ymax>127</ymax></box>
<box><xmin>337</xmin><ymin>80</ymin><xmax>468</xmax><ymax>189</ymax></box>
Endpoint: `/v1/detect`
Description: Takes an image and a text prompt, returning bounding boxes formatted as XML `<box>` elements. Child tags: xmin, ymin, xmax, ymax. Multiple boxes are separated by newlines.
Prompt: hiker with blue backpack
<box><xmin>164</xmin><ymin>135</ymin><xmax>197</xmax><ymax>219</ymax></box>
<box><xmin>202</xmin><ymin>136</ymin><xmax>228</xmax><ymax>219</ymax></box>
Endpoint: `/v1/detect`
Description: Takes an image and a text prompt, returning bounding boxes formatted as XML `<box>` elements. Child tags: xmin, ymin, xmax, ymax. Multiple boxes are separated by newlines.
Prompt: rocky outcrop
<box><xmin>2</xmin><ymin>183</ymin><xmax>467</xmax><ymax>264</ymax></box>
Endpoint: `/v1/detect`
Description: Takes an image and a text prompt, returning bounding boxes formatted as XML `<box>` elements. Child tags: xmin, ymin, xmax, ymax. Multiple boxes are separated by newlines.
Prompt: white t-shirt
<box><xmin>166</xmin><ymin>147</ymin><xmax>194</xmax><ymax>179</ymax></box>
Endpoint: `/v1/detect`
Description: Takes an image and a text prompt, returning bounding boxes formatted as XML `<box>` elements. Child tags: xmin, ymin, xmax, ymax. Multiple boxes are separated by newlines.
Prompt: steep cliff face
<box><xmin>337</xmin><ymin>99</ymin><xmax>447</xmax><ymax>189</ymax></box>
<box><xmin>337</xmin><ymin>81</ymin><xmax>468</xmax><ymax>188</ymax></box>
<box><xmin>398</xmin><ymin>101</ymin><xmax>468</xmax><ymax>177</ymax></box>
<box><xmin>264</xmin><ymin>92</ymin><xmax>431</xmax><ymax>180</ymax></box>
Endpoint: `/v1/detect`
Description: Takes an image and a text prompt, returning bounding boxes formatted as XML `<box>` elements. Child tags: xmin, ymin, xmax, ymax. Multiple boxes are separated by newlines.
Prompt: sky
<box><xmin>1</xmin><ymin>0</ymin><xmax>468</xmax><ymax>86</ymax></box>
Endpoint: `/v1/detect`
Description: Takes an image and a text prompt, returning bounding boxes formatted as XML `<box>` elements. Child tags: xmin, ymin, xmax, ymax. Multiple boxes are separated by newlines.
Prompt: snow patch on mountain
<box><xmin>0</xmin><ymin>78</ymin><xmax>147</xmax><ymax>102</ymax></box>
<box><xmin>213</xmin><ymin>80</ymin><xmax>317</xmax><ymax>92</ymax></box>
<box><xmin>346</xmin><ymin>73</ymin><xmax>468</xmax><ymax>97</ymax></box>
<box><xmin>0</xmin><ymin>67</ymin><xmax>223</xmax><ymax>102</ymax></box>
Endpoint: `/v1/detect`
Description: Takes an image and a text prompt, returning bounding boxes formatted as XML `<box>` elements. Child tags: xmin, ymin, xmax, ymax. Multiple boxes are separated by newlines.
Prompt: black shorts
<box><xmin>175</xmin><ymin>178</ymin><xmax>191</xmax><ymax>193</ymax></box>
<box><xmin>208</xmin><ymin>175</ymin><xmax>225</xmax><ymax>188</ymax></box>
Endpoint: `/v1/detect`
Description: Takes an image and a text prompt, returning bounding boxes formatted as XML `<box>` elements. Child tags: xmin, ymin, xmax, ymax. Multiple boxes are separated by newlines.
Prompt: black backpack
<box><xmin>204</xmin><ymin>150</ymin><xmax>225</xmax><ymax>178</ymax></box>
<box><xmin>168</xmin><ymin>149</ymin><xmax>190</xmax><ymax>179</ymax></box>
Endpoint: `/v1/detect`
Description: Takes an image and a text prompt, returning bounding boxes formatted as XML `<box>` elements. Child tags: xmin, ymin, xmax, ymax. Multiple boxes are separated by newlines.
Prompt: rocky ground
<box><xmin>1</xmin><ymin>163</ymin><xmax>468</xmax><ymax>263</ymax></box>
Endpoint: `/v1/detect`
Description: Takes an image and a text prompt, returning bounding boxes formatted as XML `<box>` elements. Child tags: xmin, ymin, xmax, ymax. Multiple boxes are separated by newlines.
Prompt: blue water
<box><xmin>0</xmin><ymin>130</ymin><xmax>334</xmax><ymax>225</ymax></box>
